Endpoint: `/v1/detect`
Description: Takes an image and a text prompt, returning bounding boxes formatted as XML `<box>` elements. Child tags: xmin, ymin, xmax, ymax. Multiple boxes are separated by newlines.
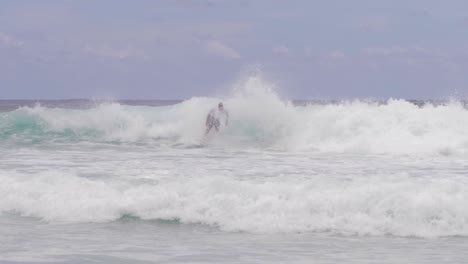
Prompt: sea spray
<box><xmin>1</xmin><ymin>77</ymin><xmax>468</xmax><ymax>154</ymax></box>
<box><xmin>2</xmin><ymin>77</ymin><xmax>468</xmax><ymax>238</ymax></box>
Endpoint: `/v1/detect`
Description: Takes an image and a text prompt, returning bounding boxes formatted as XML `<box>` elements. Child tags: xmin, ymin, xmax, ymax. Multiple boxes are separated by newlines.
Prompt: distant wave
<box><xmin>2</xmin><ymin>76</ymin><xmax>468</xmax><ymax>155</ymax></box>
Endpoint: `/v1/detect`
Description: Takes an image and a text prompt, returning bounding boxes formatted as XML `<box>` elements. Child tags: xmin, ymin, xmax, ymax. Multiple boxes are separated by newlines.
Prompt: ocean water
<box><xmin>1</xmin><ymin>77</ymin><xmax>468</xmax><ymax>263</ymax></box>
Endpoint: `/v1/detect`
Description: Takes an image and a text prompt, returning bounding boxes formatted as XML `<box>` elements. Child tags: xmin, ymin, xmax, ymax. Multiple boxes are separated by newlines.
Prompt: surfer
<box><xmin>205</xmin><ymin>102</ymin><xmax>229</xmax><ymax>135</ymax></box>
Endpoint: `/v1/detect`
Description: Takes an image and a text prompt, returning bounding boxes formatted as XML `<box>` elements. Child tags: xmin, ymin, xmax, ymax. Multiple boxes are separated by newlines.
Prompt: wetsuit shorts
<box><xmin>207</xmin><ymin>117</ymin><xmax>220</xmax><ymax>129</ymax></box>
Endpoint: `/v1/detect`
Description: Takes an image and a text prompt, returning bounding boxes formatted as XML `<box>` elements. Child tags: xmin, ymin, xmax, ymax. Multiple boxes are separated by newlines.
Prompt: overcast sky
<box><xmin>1</xmin><ymin>0</ymin><xmax>468</xmax><ymax>99</ymax></box>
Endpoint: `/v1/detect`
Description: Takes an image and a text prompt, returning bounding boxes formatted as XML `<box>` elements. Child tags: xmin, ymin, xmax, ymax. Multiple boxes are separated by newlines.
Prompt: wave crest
<box><xmin>1</xmin><ymin>77</ymin><xmax>468</xmax><ymax>154</ymax></box>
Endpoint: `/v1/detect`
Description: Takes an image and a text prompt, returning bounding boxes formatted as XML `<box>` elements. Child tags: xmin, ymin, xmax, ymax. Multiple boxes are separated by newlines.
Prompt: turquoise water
<box><xmin>2</xmin><ymin>92</ymin><xmax>468</xmax><ymax>263</ymax></box>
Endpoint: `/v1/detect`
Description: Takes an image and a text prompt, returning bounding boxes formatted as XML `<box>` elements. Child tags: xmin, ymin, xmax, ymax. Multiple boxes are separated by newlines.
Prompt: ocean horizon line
<box><xmin>0</xmin><ymin>98</ymin><xmax>461</xmax><ymax>102</ymax></box>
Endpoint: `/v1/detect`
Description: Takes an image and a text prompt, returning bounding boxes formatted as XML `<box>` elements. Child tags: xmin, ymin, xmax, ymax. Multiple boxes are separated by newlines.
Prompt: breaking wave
<box><xmin>1</xmin><ymin>76</ymin><xmax>468</xmax><ymax>155</ymax></box>
<box><xmin>1</xmin><ymin>170</ymin><xmax>468</xmax><ymax>237</ymax></box>
<box><xmin>2</xmin><ymin>76</ymin><xmax>468</xmax><ymax>238</ymax></box>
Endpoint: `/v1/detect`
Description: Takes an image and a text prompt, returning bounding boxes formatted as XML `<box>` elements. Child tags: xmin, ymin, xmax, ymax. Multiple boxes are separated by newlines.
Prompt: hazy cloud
<box><xmin>0</xmin><ymin>32</ymin><xmax>23</xmax><ymax>48</ymax></box>
<box><xmin>85</xmin><ymin>44</ymin><xmax>149</xmax><ymax>60</ymax></box>
<box><xmin>272</xmin><ymin>46</ymin><xmax>289</xmax><ymax>55</ymax></box>
<box><xmin>329</xmin><ymin>50</ymin><xmax>346</xmax><ymax>60</ymax></box>
<box><xmin>175</xmin><ymin>0</ymin><xmax>226</xmax><ymax>8</ymax></box>
<box><xmin>205</xmin><ymin>40</ymin><xmax>240</xmax><ymax>60</ymax></box>
<box><xmin>364</xmin><ymin>46</ymin><xmax>443</xmax><ymax>59</ymax></box>
<box><xmin>358</xmin><ymin>16</ymin><xmax>390</xmax><ymax>32</ymax></box>
<box><xmin>2</xmin><ymin>0</ymin><xmax>468</xmax><ymax>99</ymax></box>
<box><xmin>1</xmin><ymin>3</ymin><xmax>71</xmax><ymax>30</ymax></box>
<box><xmin>304</xmin><ymin>47</ymin><xmax>313</xmax><ymax>55</ymax></box>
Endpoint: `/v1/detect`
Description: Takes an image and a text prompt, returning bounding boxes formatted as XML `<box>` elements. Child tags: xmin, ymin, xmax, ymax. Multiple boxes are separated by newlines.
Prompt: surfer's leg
<box><xmin>205</xmin><ymin>124</ymin><xmax>213</xmax><ymax>134</ymax></box>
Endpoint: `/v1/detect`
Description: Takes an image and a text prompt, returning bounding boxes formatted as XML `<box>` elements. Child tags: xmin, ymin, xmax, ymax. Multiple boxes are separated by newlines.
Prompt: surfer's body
<box><xmin>205</xmin><ymin>102</ymin><xmax>229</xmax><ymax>135</ymax></box>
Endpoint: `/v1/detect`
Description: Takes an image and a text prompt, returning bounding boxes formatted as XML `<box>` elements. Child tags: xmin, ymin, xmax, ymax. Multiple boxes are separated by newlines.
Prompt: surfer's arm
<box><xmin>205</xmin><ymin>114</ymin><xmax>210</xmax><ymax>126</ymax></box>
<box><xmin>225</xmin><ymin>111</ymin><xmax>229</xmax><ymax>126</ymax></box>
<box><xmin>206</xmin><ymin>110</ymin><xmax>213</xmax><ymax>126</ymax></box>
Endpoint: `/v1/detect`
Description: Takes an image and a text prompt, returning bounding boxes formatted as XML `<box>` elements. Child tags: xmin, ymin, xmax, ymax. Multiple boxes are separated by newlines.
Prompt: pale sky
<box><xmin>1</xmin><ymin>0</ymin><xmax>468</xmax><ymax>99</ymax></box>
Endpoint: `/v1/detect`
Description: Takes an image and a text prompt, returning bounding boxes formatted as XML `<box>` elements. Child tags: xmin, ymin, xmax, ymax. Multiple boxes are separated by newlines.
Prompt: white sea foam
<box><xmin>2</xmin><ymin>77</ymin><xmax>468</xmax><ymax>238</ymax></box>
<box><xmin>1</xmin><ymin>169</ymin><xmax>468</xmax><ymax>237</ymax></box>
<box><xmin>2</xmin><ymin>76</ymin><xmax>468</xmax><ymax>155</ymax></box>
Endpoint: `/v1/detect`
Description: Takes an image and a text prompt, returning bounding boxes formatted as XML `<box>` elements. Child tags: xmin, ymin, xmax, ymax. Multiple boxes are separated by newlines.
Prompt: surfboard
<box><xmin>200</xmin><ymin>121</ymin><xmax>227</xmax><ymax>145</ymax></box>
<box><xmin>200</xmin><ymin>129</ymin><xmax>217</xmax><ymax>145</ymax></box>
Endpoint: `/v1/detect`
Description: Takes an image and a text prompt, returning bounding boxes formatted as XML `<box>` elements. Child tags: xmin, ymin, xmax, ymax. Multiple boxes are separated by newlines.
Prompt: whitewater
<box><xmin>1</xmin><ymin>77</ymin><xmax>468</xmax><ymax>263</ymax></box>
